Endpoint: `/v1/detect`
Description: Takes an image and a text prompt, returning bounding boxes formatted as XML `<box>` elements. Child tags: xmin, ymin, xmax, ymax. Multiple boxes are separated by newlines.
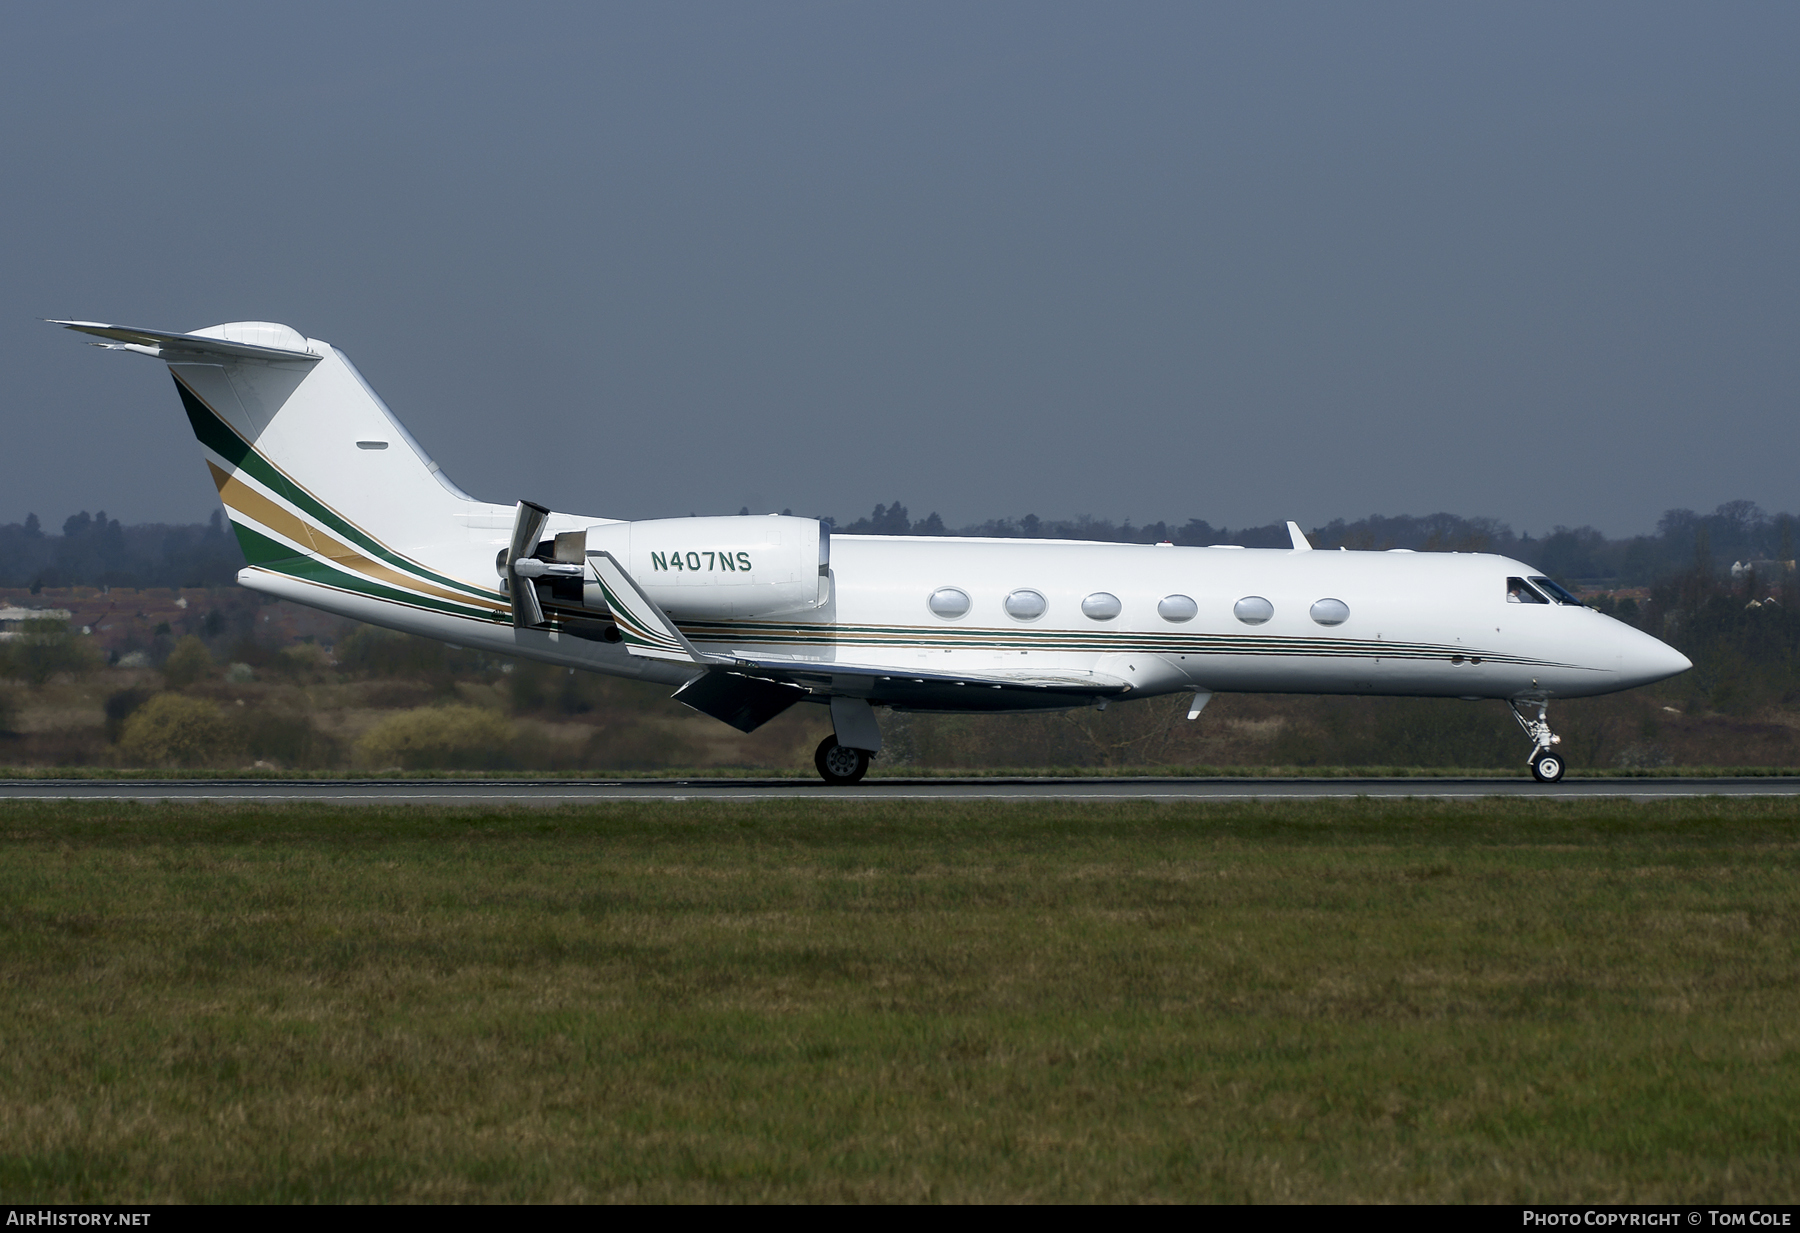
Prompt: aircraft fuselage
<box><xmin>245</xmin><ymin>528</ymin><xmax>1682</xmax><ymax>708</ymax></box>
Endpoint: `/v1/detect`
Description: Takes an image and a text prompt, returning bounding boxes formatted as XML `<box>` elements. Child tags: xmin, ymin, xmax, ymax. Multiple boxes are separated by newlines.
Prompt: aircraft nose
<box><xmin>1616</xmin><ymin>624</ymin><xmax>1692</xmax><ymax>688</ymax></box>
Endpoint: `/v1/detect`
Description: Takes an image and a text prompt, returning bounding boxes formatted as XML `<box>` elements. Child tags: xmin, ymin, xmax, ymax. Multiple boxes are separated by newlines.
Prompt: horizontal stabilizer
<box><xmin>51</xmin><ymin>320</ymin><xmax>321</xmax><ymax>363</ymax></box>
<box><xmin>673</xmin><ymin>670</ymin><xmax>806</xmax><ymax>733</ymax></box>
<box><xmin>586</xmin><ymin>551</ymin><xmax>710</xmax><ymax>664</ymax></box>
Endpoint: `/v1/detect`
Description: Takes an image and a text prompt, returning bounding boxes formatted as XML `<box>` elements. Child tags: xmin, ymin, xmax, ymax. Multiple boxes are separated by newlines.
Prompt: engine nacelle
<box><xmin>584</xmin><ymin>515</ymin><xmax>829</xmax><ymax>620</ymax></box>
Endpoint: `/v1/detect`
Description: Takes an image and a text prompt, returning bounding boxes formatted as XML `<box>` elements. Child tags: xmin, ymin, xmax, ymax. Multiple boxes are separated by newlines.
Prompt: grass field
<box><xmin>2</xmin><ymin>797</ymin><xmax>1797</xmax><ymax>1202</ymax></box>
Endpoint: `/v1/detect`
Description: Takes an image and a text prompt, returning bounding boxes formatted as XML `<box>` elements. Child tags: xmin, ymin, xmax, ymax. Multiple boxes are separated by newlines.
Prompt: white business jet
<box><xmin>55</xmin><ymin>320</ymin><xmax>1691</xmax><ymax>784</ymax></box>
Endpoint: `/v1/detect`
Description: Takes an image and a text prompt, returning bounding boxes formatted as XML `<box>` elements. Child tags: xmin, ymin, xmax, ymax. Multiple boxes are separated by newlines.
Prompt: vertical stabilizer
<box><xmin>55</xmin><ymin>320</ymin><xmax>509</xmax><ymax>621</ymax></box>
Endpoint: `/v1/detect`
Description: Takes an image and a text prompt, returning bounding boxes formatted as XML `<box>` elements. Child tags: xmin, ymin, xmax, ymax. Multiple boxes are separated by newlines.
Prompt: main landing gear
<box><xmin>1510</xmin><ymin>698</ymin><xmax>1566</xmax><ymax>783</ymax></box>
<box><xmin>815</xmin><ymin>736</ymin><xmax>871</xmax><ymax>785</ymax></box>
<box><xmin>814</xmin><ymin>697</ymin><xmax>883</xmax><ymax>785</ymax></box>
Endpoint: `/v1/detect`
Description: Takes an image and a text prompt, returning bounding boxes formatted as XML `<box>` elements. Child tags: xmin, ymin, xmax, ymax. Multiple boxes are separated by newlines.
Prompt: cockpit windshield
<box><xmin>1529</xmin><ymin>576</ymin><xmax>1587</xmax><ymax>607</ymax></box>
<box><xmin>1506</xmin><ymin>577</ymin><xmax>1549</xmax><ymax>604</ymax></box>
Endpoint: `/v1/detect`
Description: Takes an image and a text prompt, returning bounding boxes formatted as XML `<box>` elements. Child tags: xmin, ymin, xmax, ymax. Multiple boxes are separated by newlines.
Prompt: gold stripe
<box><xmin>208</xmin><ymin>462</ymin><xmax>495</xmax><ymax>611</ymax></box>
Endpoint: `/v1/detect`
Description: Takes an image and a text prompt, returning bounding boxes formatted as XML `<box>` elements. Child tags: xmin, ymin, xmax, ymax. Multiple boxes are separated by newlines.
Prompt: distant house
<box><xmin>1730</xmin><ymin>560</ymin><xmax>1797</xmax><ymax>580</ymax></box>
<box><xmin>0</xmin><ymin>607</ymin><xmax>74</xmax><ymax>641</ymax></box>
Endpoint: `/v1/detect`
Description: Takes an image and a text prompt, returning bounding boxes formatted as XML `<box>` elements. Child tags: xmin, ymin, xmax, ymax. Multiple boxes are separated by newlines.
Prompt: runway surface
<box><xmin>2</xmin><ymin>776</ymin><xmax>1798</xmax><ymax>804</ymax></box>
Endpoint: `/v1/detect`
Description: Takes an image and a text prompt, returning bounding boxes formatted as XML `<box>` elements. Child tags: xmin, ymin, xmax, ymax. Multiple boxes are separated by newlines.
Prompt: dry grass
<box><xmin>8</xmin><ymin>647</ymin><xmax>1800</xmax><ymax>775</ymax></box>
<box><xmin>1</xmin><ymin>797</ymin><xmax>1798</xmax><ymax>1202</ymax></box>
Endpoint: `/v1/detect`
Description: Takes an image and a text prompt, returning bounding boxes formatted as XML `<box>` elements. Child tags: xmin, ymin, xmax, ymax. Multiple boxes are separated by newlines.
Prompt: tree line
<box><xmin>831</xmin><ymin>498</ymin><xmax>1797</xmax><ymax>588</ymax></box>
<box><xmin>0</xmin><ymin>510</ymin><xmax>242</xmax><ymax>591</ymax></box>
<box><xmin>2</xmin><ymin>498</ymin><xmax>1793</xmax><ymax>592</ymax></box>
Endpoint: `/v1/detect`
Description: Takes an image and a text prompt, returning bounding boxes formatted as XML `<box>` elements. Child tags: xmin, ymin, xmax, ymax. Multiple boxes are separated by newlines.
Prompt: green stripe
<box><xmin>250</xmin><ymin>550</ymin><xmax>506</xmax><ymax>623</ymax></box>
<box><xmin>230</xmin><ymin>522</ymin><xmax>306</xmax><ymax>567</ymax></box>
<box><xmin>175</xmin><ymin>373</ymin><xmax>254</xmax><ymax>471</ymax></box>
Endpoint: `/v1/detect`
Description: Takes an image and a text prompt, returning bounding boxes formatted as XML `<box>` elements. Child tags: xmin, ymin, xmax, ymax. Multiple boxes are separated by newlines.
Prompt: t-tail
<box><xmin>50</xmin><ymin>319</ymin><xmax>828</xmax><ymax>697</ymax></box>
<box><xmin>51</xmin><ymin>320</ymin><xmax>527</xmax><ymax>630</ymax></box>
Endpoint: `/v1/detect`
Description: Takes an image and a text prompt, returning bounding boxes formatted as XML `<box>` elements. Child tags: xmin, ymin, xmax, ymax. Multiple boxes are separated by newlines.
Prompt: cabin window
<box><xmin>928</xmin><ymin>587</ymin><xmax>971</xmax><ymax>618</ymax></box>
<box><xmin>1005</xmin><ymin>589</ymin><xmax>1048</xmax><ymax>620</ymax></box>
<box><xmin>1529</xmin><ymin>576</ymin><xmax>1587</xmax><ymax>607</ymax></box>
<box><xmin>1158</xmin><ymin>594</ymin><xmax>1198</xmax><ymax>623</ymax></box>
<box><xmin>1081</xmin><ymin>592</ymin><xmax>1122</xmax><ymax>620</ymax></box>
<box><xmin>1310</xmin><ymin>598</ymin><xmax>1350</xmax><ymax>626</ymax></box>
<box><xmin>1234</xmin><ymin>596</ymin><xmax>1273</xmax><ymax>625</ymax></box>
<box><xmin>1506</xmin><ymin>577</ymin><xmax>1549</xmax><ymax>604</ymax></box>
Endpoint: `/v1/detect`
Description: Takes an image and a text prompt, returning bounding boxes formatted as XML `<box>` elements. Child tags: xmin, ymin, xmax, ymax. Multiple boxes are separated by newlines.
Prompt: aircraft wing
<box><xmin>722</xmin><ymin>654</ymin><xmax>1133</xmax><ymax>697</ymax></box>
<box><xmin>587</xmin><ymin>551</ymin><xmax>1132</xmax><ymax>730</ymax></box>
<box><xmin>704</xmin><ymin>652</ymin><xmax>1132</xmax><ymax>723</ymax></box>
<box><xmin>670</xmin><ymin>654</ymin><xmax>1132</xmax><ymax>732</ymax></box>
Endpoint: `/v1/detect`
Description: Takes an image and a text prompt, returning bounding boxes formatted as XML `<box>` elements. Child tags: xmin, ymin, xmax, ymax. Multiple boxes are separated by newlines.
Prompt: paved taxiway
<box><xmin>1</xmin><ymin>777</ymin><xmax>1797</xmax><ymax>805</ymax></box>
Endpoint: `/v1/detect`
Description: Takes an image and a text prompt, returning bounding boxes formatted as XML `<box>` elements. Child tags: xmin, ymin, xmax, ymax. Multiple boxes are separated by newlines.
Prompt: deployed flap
<box><xmin>673</xmin><ymin>670</ymin><xmax>806</xmax><ymax>733</ymax></box>
<box><xmin>586</xmin><ymin>551</ymin><xmax>711</xmax><ymax>663</ymax></box>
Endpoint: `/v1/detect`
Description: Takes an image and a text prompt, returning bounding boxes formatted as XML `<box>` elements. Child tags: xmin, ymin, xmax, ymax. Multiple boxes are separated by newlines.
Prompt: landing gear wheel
<box><xmin>814</xmin><ymin>736</ymin><xmax>870</xmax><ymax>785</ymax></box>
<box><xmin>1531</xmin><ymin>750</ymin><xmax>1565</xmax><ymax>783</ymax></box>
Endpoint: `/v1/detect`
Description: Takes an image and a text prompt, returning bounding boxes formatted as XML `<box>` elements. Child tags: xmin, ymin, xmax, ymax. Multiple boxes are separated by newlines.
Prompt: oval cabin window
<box><xmin>928</xmin><ymin>588</ymin><xmax>971</xmax><ymax>619</ymax></box>
<box><xmin>1081</xmin><ymin>592</ymin><xmax>1121</xmax><ymax>620</ymax></box>
<box><xmin>1004</xmin><ymin>589</ymin><xmax>1048</xmax><ymax>621</ymax></box>
<box><xmin>1158</xmin><ymin>594</ymin><xmax>1198</xmax><ymax>623</ymax></box>
<box><xmin>1234</xmin><ymin>596</ymin><xmax>1274</xmax><ymax>625</ymax></box>
<box><xmin>1310</xmin><ymin>598</ymin><xmax>1350</xmax><ymax>626</ymax></box>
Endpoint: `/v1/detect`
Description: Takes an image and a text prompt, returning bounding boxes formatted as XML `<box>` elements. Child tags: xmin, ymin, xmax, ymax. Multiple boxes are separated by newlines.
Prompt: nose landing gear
<box><xmin>1510</xmin><ymin>699</ymin><xmax>1565</xmax><ymax>782</ymax></box>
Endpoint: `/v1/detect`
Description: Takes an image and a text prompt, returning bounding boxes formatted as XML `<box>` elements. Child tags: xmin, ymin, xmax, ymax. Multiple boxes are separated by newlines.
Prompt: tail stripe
<box><xmin>207</xmin><ymin>463</ymin><xmax>495</xmax><ymax>611</ymax></box>
<box><xmin>239</xmin><ymin>540</ymin><xmax>507</xmax><ymax>624</ymax></box>
<box><xmin>172</xmin><ymin>373</ymin><xmax>501</xmax><ymax>603</ymax></box>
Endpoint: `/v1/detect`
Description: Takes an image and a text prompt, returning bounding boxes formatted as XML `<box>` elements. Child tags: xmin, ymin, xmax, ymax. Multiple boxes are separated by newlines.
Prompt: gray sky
<box><xmin>4</xmin><ymin>2</ymin><xmax>1795</xmax><ymax>537</ymax></box>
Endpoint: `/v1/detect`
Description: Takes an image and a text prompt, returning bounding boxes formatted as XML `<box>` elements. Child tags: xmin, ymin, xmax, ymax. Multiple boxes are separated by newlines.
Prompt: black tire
<box><xmin>1531</xmin><ymin>750</ymin><xmax>1565</xmax><ymax>783</ymax></box>
<box><xmin>814</xmin><ymin>736</ymin><xmax>870</xmax><ymax>785</ymax></box>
